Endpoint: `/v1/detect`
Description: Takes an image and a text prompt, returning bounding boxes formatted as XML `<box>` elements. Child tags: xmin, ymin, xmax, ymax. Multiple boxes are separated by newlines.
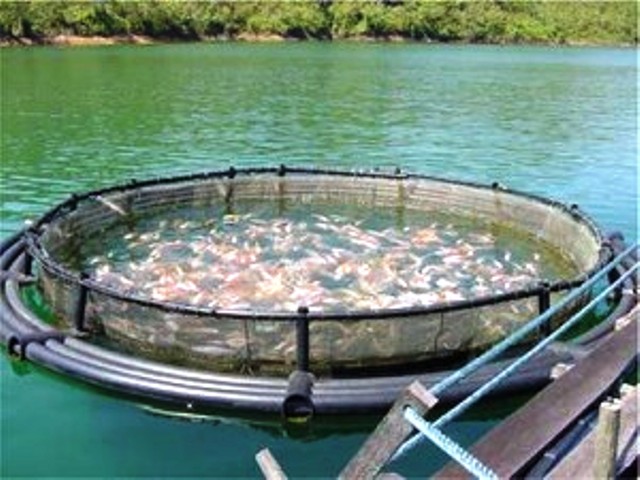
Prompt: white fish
<box><xmin>436</xmin><ymin>278</ymin><xmax>457</xmax><ymax>289</ymax></box>
<box><xmin>90</xmin><ymin>206</ymin><xmax>557</xmax><ymax>314</ymax></box>
<box><xmin>94</xmin><ymin>195</ymin><xmax>127</xmax><ymax>216</ymax></box>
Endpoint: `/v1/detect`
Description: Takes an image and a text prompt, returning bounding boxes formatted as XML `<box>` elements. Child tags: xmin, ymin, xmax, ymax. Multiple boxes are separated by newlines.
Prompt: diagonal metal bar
<box><xmin>391</xmin><ymin>246</ymin><xmax>638</xmax><ymax>462</ymax></box>
<box><xmin>433</xmin><ymin>261</ymin><xmax>638</xmax><ymax>429</ymax></box>
<box><xmin>428</xmin><ymin>243</ymin><xmax>636</xmax><ymax>398</ymax></box>
<box><xmin>403</xmin><ymin>407</ymin><xmax>499</xmax><ymax>480</ymax></box>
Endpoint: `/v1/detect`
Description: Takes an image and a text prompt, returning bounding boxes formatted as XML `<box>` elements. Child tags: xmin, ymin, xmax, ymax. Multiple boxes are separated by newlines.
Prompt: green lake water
<box><xmin>1</xmin><ymin>43</ymin><xmax>637</xmax><ymax>478</ymax></box>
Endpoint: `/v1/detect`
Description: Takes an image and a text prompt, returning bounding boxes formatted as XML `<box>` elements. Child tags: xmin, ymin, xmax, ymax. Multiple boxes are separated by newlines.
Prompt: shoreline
<box><xmin>0</xmin><ymin>34</ymin><xmax>635</xmax><ymax>49</ymax></box>
<box><xmin>0</xmin><ymin>34</ymin><xmax>155</xmax><ymax>47</ymax></box>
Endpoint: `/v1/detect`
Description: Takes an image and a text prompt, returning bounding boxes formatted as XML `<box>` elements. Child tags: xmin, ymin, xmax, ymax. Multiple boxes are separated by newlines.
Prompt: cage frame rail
<box><xmin>0</xmin><ymin>166</ymin><xmax>622</xmax><ymax>417</ymax></box>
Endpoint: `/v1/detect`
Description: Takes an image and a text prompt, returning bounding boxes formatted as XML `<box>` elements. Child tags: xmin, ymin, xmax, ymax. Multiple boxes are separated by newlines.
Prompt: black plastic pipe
<box><xmin>296</xmin><ymin>306</ymin><xmax>310</xmax><ymax>372</ymax></box>
<box><xmin>73</xmin><ymin>272</ymin><xmax>90</xmax><ymax>332</ymax></box>
<box><xmin>0</xmin><ymin>168</ymin><xmax>622</xmax><ymax>416</ymax></box>
<box><xmin>0</xmin><ymin>230</ymin><xmax>575</xmax><ymax>414</ymax></box>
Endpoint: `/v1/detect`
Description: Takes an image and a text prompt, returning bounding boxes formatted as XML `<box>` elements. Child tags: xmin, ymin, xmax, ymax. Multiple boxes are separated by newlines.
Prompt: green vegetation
<box><xmin>0</xmin><ymin>0</ymin><xmax>636</xmax><ymax>45</ymax></box>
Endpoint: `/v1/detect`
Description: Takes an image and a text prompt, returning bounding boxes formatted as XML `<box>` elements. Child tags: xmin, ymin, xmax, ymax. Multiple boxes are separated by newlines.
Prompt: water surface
<box><xmin>1</xmin><ymin>43</ymin><xmax>636</xmax><ymax>478</ymax></box>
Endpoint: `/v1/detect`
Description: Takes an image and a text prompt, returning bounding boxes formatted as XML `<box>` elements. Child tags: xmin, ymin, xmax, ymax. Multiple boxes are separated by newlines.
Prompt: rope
<box><xmin>433</xmin><ymin>261</ymin><xmax>638</xmax><ymax>428</ymax></box>
<box><xmin>429</xmin><ymin>243</ymin><xmax>635</xmax><ymax>397</ymax></box>
<box><xmin>391</xmin><ymin>244</ymin><xmax>638</xmax><ymax>462</ymax></box>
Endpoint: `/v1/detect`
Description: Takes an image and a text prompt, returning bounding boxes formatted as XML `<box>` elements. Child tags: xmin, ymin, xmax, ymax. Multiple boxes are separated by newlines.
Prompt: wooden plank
<box><xmin>548</xmin><ymin>387</ymin><xmax>638</xmax><ymax>479</ymax></box>
<box><xmin>435</xmin><ymin>314</ymin><xmax>638</xmax><ymax>479</ymax></box>
<box><xmin>592</xmin><ymin>400</ymin><xmax>622</xmax><ymax>478</ymax></box>
<box><xmin>256</xmin><ymin>448</ymin><xmax>288</xmax><ymax>480</ymax></box>
<box><xmin>339</xmin><ymin>381</ymin><xmax>438</xmax><ymax>480</ymax></box>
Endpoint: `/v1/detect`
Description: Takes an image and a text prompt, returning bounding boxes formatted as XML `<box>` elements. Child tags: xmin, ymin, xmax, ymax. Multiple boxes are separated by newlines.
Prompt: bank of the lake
<box><xmin>1</xmin><ymin>1</ymin><xmax>637</xmax><ymax>47</ymax></box>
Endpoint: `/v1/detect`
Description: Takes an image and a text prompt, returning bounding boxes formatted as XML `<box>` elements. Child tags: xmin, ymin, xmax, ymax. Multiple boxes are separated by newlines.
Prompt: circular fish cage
<box><xmin>0</xmin><ymin>166</ymin><xmax>607</xmax><ymax>415</ymax></box>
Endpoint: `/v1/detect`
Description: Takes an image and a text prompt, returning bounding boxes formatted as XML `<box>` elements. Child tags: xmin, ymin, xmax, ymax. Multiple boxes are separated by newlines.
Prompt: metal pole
<box><xmin>22</xmin><ymin>228</ymin><xmax>37</xmax><ymax>276</ymax></box>
<box><xmin>73</xmin><ymin>272</ymin><xmax>90</xmax><ymax>332</ymax></box>
<box><xmin>404</xmin><ymin>407</ymin><xmax>499</xmax><ymax>480</ymax></box>
<box><xmin>23</xmin><ymin>251</ymin><xmax>33</xmax><ymax>276</ymax></box>
<box><xmin>429</xmin><ymin>244</ymin><xmax>637</xmax><ymax>398</ymax></box>
<box><xmin>433</xmin><ymin>263</ymin><xmax>638</xmax><ymax>429</ymax></box>
<box><xmin>391</xmin><ymin>249</ymin><xmax>638</xmax><ymax>462</ymax></box>
<box><xmin>296</xmin><ymin>306</ymin><xmax>310</xmax><ymax>372</ymax></box>
<box><xmin>538</xmin><ymin>281</ymin><xmax>551</xmax><ymax>336</ymax></box>
<box><xmin>282</xmin><ymin>306</ymin><xmax>314</xmax><ymax>422</ymax></box>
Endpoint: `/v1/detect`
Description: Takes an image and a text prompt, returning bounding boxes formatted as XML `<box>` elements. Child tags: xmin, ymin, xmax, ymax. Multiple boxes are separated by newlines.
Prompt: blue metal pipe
<box><xmin>434</xmin><ymin>261</ymin><xmax>638</xmax><ymax>428</ymax></box>
<box><xmin>392</xmin><ymin>245</ymin><xmax>638</xmax><ymax>462</ymax></box>
<box><xmin>404</xmin><ymin>407</ymin><xmax>499</xmax><ymax>480</ymax></box>
<box><xmin>429</xmin><ymin>243</ymin><xmax>637</xmax><ymax>398</ymax></box>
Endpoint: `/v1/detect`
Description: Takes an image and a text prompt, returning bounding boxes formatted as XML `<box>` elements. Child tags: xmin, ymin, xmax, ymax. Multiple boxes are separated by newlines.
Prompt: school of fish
<box><xmin>88</xmin><ymin>211</ymin><xmax>545</xmax><ymax>314</ymax></box>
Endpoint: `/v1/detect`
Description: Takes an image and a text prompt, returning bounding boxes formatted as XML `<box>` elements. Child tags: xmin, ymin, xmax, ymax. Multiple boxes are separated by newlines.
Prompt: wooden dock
<box><xmin>547</xmin><ymin>384</ymin><xmax>638</xmax><ymax>478</ymax></box>
<box><xmin>255</xmin><ymin>286</ymin><xmax>638</xmax><ymax>479</ymax></box>
<box><xmin>435</xmin><ymin>306</ymin><xmax>638</xmax><ymax>478</ymax></box>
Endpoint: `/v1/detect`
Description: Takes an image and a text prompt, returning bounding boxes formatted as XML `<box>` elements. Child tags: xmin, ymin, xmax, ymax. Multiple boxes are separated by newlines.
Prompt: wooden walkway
<box><xmin>256</xmin><ymin>305</ymin><xmax>639</xmax><ymax>480</ymax></box>
<box><xmin>435</xmin><ymin>307</ymin><xmax>639</xmax><ymax>478</ymax></box>
<box><xmin>547</xmin><ymin>384</ymin><xmax>638</xmax><ymax>478</ymax></box>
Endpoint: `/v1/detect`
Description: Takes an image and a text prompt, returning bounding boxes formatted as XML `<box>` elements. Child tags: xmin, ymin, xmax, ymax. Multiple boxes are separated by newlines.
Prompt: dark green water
<box><xmin>1</xmin><ymin>43</ymin><xmax>637</xmax><ymax>478</ymax></box>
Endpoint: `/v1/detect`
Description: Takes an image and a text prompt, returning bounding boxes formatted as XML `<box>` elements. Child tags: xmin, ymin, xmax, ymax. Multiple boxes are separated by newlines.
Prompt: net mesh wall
<box><xmin>30</xmin><ymin>170</ymin><xmax>602</xmax><ymax>375</ymax></box>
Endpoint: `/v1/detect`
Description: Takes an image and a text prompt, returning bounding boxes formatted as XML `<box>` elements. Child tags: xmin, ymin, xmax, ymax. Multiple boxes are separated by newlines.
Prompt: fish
<box><xmin>94</xmin><ymin>195</ymin><xmax>128</xmax><ymax>216</ymax></box>
<box><xmin>191</xmin><ymin>344</ymin><xmax>235</xmax><ymax>355</ymax></box>
<box><xmin>436</xmin><ymin>278</ymin><xmax>457</xmax><ymax>289</ymax></box>
<box><xmin>223</xmin><ymin>214</ymin><xmax>240</xmax><ymax>225</ymax></box>
<box><xmin>88</xmin><ymin>208</ymin><xmax>551</xmax><ymax>315</ymax></box>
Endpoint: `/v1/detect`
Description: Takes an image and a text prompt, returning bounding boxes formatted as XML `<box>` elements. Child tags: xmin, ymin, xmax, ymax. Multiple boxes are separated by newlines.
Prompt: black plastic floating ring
<box><xmin>0</xmin><ymin>167</ymin><xmax>625</xmax><ymax>416</ymax></box>
<box><xmin>8</xmin><ymin>331</ymin><xmax>67</xmax><ymax>361</ymax></box>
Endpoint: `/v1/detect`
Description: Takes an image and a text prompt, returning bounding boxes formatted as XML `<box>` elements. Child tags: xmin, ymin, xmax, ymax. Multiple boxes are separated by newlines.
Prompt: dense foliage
<box><xmin>0</xmin><ymin>0</ymin><xmax>636</xmax><ymax>45</ymax></box>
